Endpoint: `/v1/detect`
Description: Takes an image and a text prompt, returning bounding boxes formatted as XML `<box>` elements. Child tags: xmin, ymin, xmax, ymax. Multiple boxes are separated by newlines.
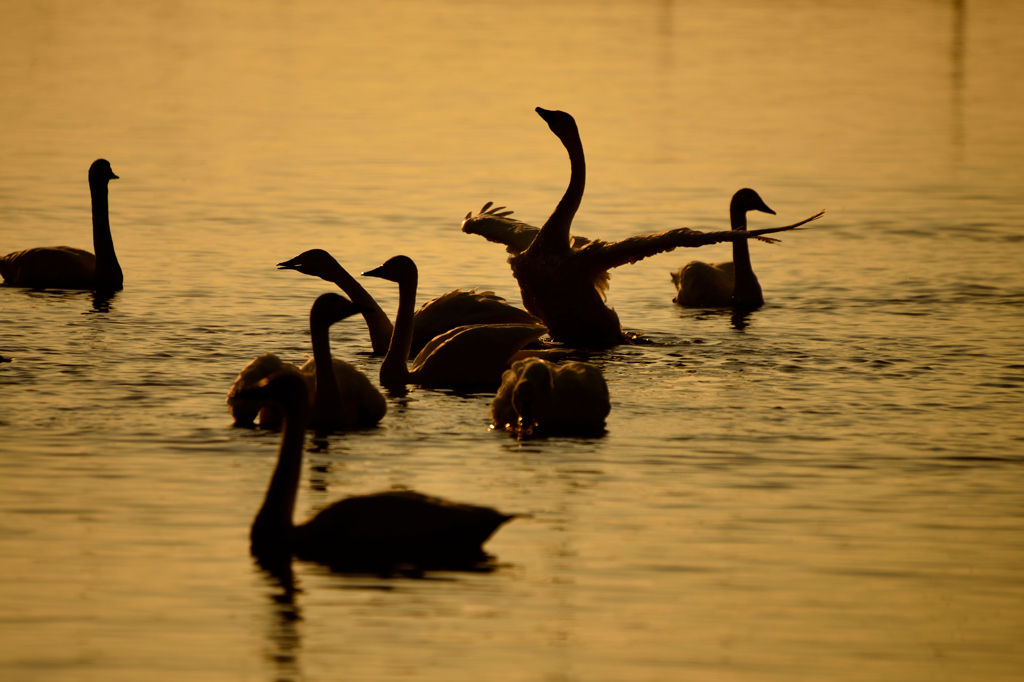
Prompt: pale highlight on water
<box><xmin>1</xmin><ymin>1</ymin><xmax>1023</xmax><ymax>681</ymax></box>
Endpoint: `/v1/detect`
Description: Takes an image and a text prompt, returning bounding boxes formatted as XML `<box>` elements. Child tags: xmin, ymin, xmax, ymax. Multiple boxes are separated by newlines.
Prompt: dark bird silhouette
<box><xmin>227</xmin><ymin>294</ymin><xmax>386</xmax><ymax>431</ymax></box>
<box><xmin>462</xmin><ymin>108</ymin><xmax>824</xmax><ymax>348</ymax></box>
<box><xmin>491</xmin><ymin>357</ymin><xmax>610</xmax><ymax>438</ymax></box>
<box><xmin>277</xmin><ymin>249</ymin><xmax>539</xmax><ymax>356</ymax></box>
<box><xmin>235</xmin><ymin>371</ymin><xmax>515</xmax><ymax>571</ymax></box>
<box><xmin>362</xmin><ymin>255</ymin><xmax>548</xmax><ymax>389</ymax></box>
<box><xmin>672</xmin><ymin>188</ymin><xmax>788</xmax><ymax>309</ymax></box>
<box><xmin>1</xmin><ymin>159</ymin><xmax>123</xmax><ymax>291</ymax></box>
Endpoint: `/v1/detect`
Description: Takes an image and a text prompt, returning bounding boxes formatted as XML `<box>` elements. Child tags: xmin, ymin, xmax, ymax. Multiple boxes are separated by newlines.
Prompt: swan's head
<box><xmin>89</xmin><ymin>159</ymin><xmax>118</xmax><ymax>184</ymax></box>
<box><xmin>536</xmin><ymin>107</ymin><xmax>579</xmax><ymax>141</ymax></box>
<box><xmin>362</xmin><ymin>255</ymin><xmax>417</xmax><ymax>284</ymax></box>
<box><xmin>310</xmin><ymin>293</ymin><xmax>368</xmax><ymax>327</ymax></box>
<box><xmin>277</xmin><ymin>249</ymin><xmax>338</xmax><ymax>278</ymax></box>
<box><xmin>732</xmin><ymin>188</ymin><xmax>775</xmax><ymax>217</ymax></box>
<box><xmin>229</xmin><ymin>371</ymin><xmax>310</xmax><ymax>420</ymax></box>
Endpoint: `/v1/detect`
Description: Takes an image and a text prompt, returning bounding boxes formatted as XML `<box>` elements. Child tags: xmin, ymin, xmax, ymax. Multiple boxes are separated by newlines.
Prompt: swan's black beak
<box><xmin>361</xmin><ymin>265</ymin><xmax>385</xmax><ymax>279</ymax></box>
<box><xmin>110</xmin><ymin>171</ymin><xmax>119</xmax><ymax>180</ymax></box>
<box><xmin>756</xmin><ymin>199</ymin><xmax>776</xmax><ymax>216</ymax></box>
<box><xmin>277</xmin><ymin>258</ymin><xmax>299</xmax><ymax>270</ymax></box>
<box><xmin>536</xmin><ymin>107</ymin><xmax>555</xmax><ymax>123</ymax></box>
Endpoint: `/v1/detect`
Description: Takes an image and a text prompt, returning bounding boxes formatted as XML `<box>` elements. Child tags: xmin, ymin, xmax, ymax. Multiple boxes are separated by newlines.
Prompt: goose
<box><xmin>362</xmin><ymin>255</ymin><xmax>548</xmax><ymax>389</ymax></box>
<box><xmin>227</xmin><ymin>293</ymin><xmax>386</xmax><ymax>431</ymax></box>
<box><xmin>671</xmin><ymin>188</ymin><xmax>783</xmax><ymax>308</ymax></box>
<box><xmin>491</xmin><ymin>357</ymin><xmax>610</xmax><ymax>438</ymax></box>
<box><xmin>277</xmin><ymin>248</ymin><xmax>539</xmax><ymax>356</ymax></box>
<box><xmin>461</xmin><ymin>108</ymin><xmax>824</xmax><ymax>348</ymax></box>
<box><xmin>236</xmin><ymin>371</ymin><xmax>516</xmax><ymax>570</ymax></box>
<box><xmin>1</xmin><ymin>159</ymin><xmax>123</xmax><ymax>290</ymax></box>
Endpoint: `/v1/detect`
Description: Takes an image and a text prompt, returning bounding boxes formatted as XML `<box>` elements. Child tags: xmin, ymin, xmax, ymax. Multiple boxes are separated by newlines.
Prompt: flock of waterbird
<box><xmin>1</xmin><ymin>108</ymin><xmax>824</xmax><ymax>573</ymax></box>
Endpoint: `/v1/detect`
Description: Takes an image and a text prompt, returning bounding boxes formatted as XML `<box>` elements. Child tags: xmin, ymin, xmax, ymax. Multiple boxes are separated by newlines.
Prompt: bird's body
<box><xmin>277</xmin><ymin>249</ymin><xmax>539</xmax><ymax>356</ymax></box>
<box><xmin>363</xmin><ymin>255</ymin><xmax>548</xmax><ymax>389</ymax></box>
<box><xmin>462</xmin><ymin>108</ymin><xmax>823</xmax><ymax>347</ymax></box>
<box><xmin>491</xmin><ymin>357</ymin><xmax>610</xmax><ymax>438</ymax></box>
<box><xmin>672</xmin><ymin>188</ymin><xmax>781</xmax><ymax>309</ymax></box>
<box><xmin>227</xmin><ymin>294</ymin><xmax>385</xmax><ymax>431</ymax></box>
<box><xmin>238</xmin><ymin>372</ymin><xmax>514</xmax><ymax>570</ymax></box>
<box><xmin>1</xmin><ymin>160</ymin><xmax>123</xmax><ymax>291</ymax></box>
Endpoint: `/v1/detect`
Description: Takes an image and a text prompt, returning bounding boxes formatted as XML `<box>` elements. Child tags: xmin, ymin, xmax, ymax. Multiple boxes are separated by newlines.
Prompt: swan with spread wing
<box><xmin>462</xmin><ymin>108</ymin><xmax>823</xmax><ymax>348</ymax></box>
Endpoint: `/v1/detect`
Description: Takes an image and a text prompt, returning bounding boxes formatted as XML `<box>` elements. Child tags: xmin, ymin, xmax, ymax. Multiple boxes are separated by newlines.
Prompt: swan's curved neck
<box><xmin>90</xmin><ymin>179</ymin><xmax>122</xmax><ymax>290</ymax></box>
<box><xmin>535</xmin><ymin>130</ymin><xmax>586</xmax><ymax>252</ymax></box>
<box><xmin>251</xmin><ymin>399</ymin><xmax>307</xmax><ymax>556</ymax></box>
<box><xmin>310</xmin><ymin>316</ymin><xmax>342</xmax><ymax>426</ymax></box>
<box><xmin>379</xmin><ymin>272</ymin><xmax>417</xmax><ymax>386</ymax></box>
<box><xmin>325</xmin><ymin>263</ymin><xmax>394</xmax><ymax>355</ymax></box>
<box><xmin>729</xmin><ymin>207</ymin><xmax>763</xmax><ymax>307</ymax></box>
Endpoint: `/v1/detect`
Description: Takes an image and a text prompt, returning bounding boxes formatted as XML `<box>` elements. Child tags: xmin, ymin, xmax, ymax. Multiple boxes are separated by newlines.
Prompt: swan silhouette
<box><xmin>491</xmin><ymin>357</ymin><xmax>610</xmax><ymax>438</ymax></box>
<box><xmin>236</xmin><ymin>371</ymin><xmax>515</xmax><ymax>570</ymax></box>
<box><xmin>362</xmin><ymin>255</ymin><xmax>548</xmax><ymax>389</ymax></box>
<box><xmin>228</xmin><ymin>293</ymin><xmax>386</xmax><ymax>431</ymax></box>
<box><xmin>462</xmin><ymin>108</ymin><xmax>824</xmax><ymax>348</ymax></box>
<box><xmin>672</xmin><ymin>188</ymin><xmax>785</xmax><ymax>308</ymax></box>
<box><xmin>277</xmin><ymin>249</ymin><xmax>539</xmax><ymax>356</ymax></box>
<box><xmin>1</xmin><ymin>159</ymin><xmax>123</xmax><ymax>290</ymax></box>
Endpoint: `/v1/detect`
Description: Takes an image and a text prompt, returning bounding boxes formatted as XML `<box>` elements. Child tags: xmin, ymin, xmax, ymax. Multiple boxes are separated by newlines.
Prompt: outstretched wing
<box><xmin>461</xmin><ymin>202</ymin><xmax>594</xmax><ymax>255</ymax></box>
<box><xmin>461</xmin><ymin>202</ymin><xmax>540</xmax><ymax>255</ymax></box>
<box><xmin>581</xmin><ymin>210</ymin><xmax>826</xmax><ymax>273</ymax></box>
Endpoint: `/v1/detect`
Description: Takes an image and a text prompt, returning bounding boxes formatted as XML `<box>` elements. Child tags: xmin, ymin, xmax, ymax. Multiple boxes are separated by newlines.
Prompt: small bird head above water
<box><xmin>362</xmin><ymin>255</ymin><xmax>417</xmax><ymax>283</ymax></box>
<box><xmin>277</xmin><ymin>249</ymin><xmax>337</xmax><ymax>277</ymax></box>
<box><xmin>89</xmin><ymin>159</ymin><xmax>118</xmax><ymax>184</ymax></box>
<box><xmin>536</xmin><ymin>107</ymin><xmax>579</xmax><ymax>140</ymax></box>
<box><xmin>310</xmin><ymin>292</ymin><xmax>369</xmax><ymax>327</ymax></box>
<box><xmin>732</xmin><ymin>188</ymin><xmax>776</xmax><ymax>217</ymax></box>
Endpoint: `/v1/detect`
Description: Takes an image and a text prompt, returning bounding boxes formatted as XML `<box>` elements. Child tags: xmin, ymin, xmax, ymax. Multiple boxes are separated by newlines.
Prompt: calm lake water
<box><xmin>2</xmin><ymin>1</ymin><xmax>1023</xmax><ymax>680</ymax></box>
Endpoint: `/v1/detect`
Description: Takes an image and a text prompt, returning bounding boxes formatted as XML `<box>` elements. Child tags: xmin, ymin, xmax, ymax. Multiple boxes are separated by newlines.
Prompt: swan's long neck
<box><xmin>309</xmin><ymin>315</ymin><xmax>342</xmax><ymax>426</ymax></box>
<box><xmin>326</xmin><ymin>263</ymin><xmax>394</xmax><ymax>356</ymax></box>
<box><xmin>534</xmin><ymin>130</ymin><xmax>586</xmax><ymax>253</ymax></box>
<box><xmin>379</xmin><ymin>271</ymin><xmax>417</xmax><ymax>386</ymax></box>
<box><xmin>730</xmin><ymin>206</ymin><xmax>764</xmax><ymax>308</ymax></box>
<box><xmin>251</xmin><ymin>397</ymin><xmax>307</xmax><ymax>556</ymax></box>
<box><xmin>91</xmin><ymin>179</ymin><xmax>122</xmax><ymax>290</ymax></box>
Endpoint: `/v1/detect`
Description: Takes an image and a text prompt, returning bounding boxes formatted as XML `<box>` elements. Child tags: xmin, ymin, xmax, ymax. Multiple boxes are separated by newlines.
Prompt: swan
<box><xmin>362</xmin><ymin>255</ymin><xmax>548</xmax><ymax>389</ymax></box>
<box><xmin>491</xmin><ymin>357</ymin><xmax>610</xmax><ymax>438</ymax></box>
<box><xmin>277</xmin><ymin>249</ymin><xmax>540</xmax><ymax>356</ymax></box>
<box><xmin>1</xmin><ymin>159</ymin><xmax>123</xmax><ymax>290</ymax></box>
<box><xmin>461</xmin><ymin>108</ymin><xmax>824</xmax><ymax>348</ymax></box>
<box><xmin>671</xmin><ymin>188</ymin><xmax>785</xmax><ymax>308</ymax></box>
<box><xmin>236</xmin><ymin>371</ymin><xmax>516</xmax><ymax>569</ymax></box>
<box><xmin>227</xmin><ymin>293</ymin><xmax>386</xmax><ymax>431</ymax></box>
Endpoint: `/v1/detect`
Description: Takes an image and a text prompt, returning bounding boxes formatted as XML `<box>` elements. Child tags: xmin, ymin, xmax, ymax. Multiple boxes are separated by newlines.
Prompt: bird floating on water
<box><xmin>236</xmin><ymin>371</ymin><xmax>516</xmax><ymax>571</ymax></box>
<box><xmin>1</xmin><ymin>159</ymin><xmax>123</xmax><ymax>291</ymax></box>
<box><xmin>672</xmin><ymin>188</ymin><xmax>791</xmax><ymax>309</ymax></box>
<box><xmin>227</xmin><ymin>293</ymin><xmax>386</xmax><ymax>431</ymax></box>
<box><xmin>362</xmin><ymin>255</ymin><xmax>549</xmax><ymax>389</ymax></box>
<box><xmin>491</xmin><ymin>357</ymin><xmax>610</xmax><ymax>438</ymax></box>
<box><xmin>462</xmin><ymin>108</ymin><xmax>824</xmax><ymax>348</ymax></box>
<box><xmin>277</xmin><ymin>248</ymin><xmax>539</xmax><ymax>356</ymax></box>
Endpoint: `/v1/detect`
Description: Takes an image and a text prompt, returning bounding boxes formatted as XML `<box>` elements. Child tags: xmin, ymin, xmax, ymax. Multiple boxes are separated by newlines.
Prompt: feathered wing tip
<box><xmin>749</xmin><ymin>209</ymin><xmax>826</xmax><ymax>243</ymax></box>
<box><xmin>461</xmin><ymin>202</ymin><xmax>540</xmax><ymax>255</ymax></box>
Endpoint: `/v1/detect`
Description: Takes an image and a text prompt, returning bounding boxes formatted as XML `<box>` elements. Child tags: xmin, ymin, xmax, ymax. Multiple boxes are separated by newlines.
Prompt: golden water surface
<box><xmin>1</xmin><ymin>1</ymin><xmax>1023</xmax><ymax>681</ymax></box>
